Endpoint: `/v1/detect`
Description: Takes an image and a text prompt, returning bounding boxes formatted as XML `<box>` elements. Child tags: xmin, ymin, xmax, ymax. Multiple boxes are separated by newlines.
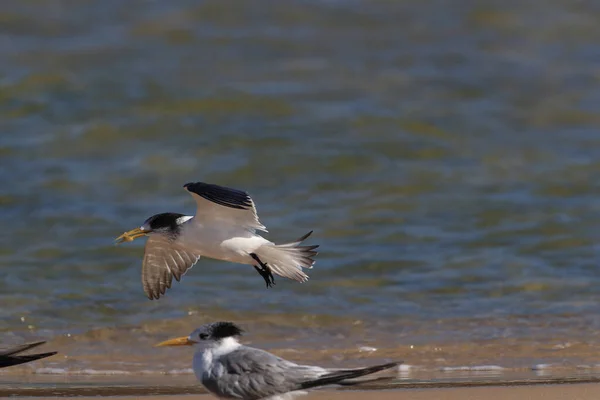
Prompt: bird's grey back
<box><xmin>202</xmin><ymin>345</ymin><xmax>323</xmax><ymax>400</ymax></box>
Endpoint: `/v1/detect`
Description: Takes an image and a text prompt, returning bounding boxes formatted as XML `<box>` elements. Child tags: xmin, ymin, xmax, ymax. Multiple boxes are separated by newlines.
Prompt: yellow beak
<box><xmin>115</xmin><ymin>227</ymin><xmax>147</xmax><ymax>244</ymax></box>
<box><xmin>155</xmin><ymin>336</ymin><xmax>194</xmax><ymax>347</ymax></box>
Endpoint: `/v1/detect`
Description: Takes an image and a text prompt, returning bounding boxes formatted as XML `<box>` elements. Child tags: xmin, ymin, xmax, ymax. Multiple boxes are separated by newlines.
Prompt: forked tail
<box><xmin>254</xmin><ymin>231</ymin><xmax>319</xmax><ymax>282</ymax></box>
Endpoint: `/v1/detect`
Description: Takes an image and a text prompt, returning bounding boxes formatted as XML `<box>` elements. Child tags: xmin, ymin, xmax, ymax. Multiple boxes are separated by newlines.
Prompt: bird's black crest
<box><xmin>183</xmin><ymin>182</ymin><xmax>252</xmax><ymax>210</ymax></box>
<box><xmin>208</xmin><ymin>322</ymin><xmax>244</xmax><ymax>340</ymax></box>
<box><xmin>144</xmin><ymin>213</ymin><xmax>186</xmax><ymax>231</ymax></box>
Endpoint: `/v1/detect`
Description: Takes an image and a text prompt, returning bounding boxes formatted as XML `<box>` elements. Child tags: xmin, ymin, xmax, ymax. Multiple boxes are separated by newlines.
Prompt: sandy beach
<box><xmin>10</xmin><ymin>383</ymin><xmax>600</xmax><ymax>400</ymax></box>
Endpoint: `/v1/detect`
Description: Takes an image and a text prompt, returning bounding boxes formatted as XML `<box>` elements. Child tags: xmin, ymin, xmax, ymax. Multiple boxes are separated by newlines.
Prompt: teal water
<box><xmin>1</xmin><ymin>0</ymin><xmax>600</xmax><ymax>376</ymax></box>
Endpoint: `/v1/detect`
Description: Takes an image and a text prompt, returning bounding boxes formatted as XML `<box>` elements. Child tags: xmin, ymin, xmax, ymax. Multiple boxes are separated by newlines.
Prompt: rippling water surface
<box><xmin>2</xmin><ymin>0</ymin><xmax>600</xmax><ymax>382</ymax></box>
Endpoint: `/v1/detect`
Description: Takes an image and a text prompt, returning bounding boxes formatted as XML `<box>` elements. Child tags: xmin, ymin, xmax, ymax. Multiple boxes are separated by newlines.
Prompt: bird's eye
<box><xmin>199</xmin><ymin>333</ymin><xmax>208</xmax><ymax>340</ymax></box>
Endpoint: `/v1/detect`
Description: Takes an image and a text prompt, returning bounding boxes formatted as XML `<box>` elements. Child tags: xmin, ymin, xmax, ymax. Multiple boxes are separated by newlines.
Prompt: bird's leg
<box><xmin>252</xmin><ymin>265</ymin><xmax>274</xmax><ymax>288</ymax></box>
<box><xmin>250</xmin><ymin>253</ymin><xmax>275</xmax><ymax>288</ymax></box>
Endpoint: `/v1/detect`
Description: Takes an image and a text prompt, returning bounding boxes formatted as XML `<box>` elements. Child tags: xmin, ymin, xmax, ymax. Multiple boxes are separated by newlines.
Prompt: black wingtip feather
<box><xmin>299</xmin><ymin>362</ymin><xmax>401</xmax><ymax>390</ymax></box>
<box><xmin>0</xmin><ymin>349</ymin><xmax>58</xmax><ymax>368</ymax></box>
<box><xmin>295</xmin><ymin>230</ymin><xmax>313</xmax><ymax>242</ymax></box>
<box><xmin>184</xmin><ymin>182</ymin><xmax>253</xmax><ymax>210</ymax></box>
<box><xmin>0</xmin><ymin>341</ymin><xmax>47</xmax><ymax>357</ymax></box>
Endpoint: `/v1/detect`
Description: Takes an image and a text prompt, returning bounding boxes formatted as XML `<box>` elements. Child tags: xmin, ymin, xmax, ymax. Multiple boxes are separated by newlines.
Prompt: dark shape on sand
<box><xmin>0</xmin><ymin>341</ymin><xmax>57</xmax><ymax>368</ymax></box>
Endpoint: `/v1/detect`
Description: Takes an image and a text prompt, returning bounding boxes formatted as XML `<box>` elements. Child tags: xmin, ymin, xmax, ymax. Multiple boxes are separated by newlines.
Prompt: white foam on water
<box><xmin>139</xmin><ymin>370</ymin><xmax>158</xmax><ymax>374</ymax></box>
<box><xmin>37</xmin><ymin>362</ymin><xmax>594</xmax><ymax>377</ymax></box>
<box><xmin>532</xmin><ymin>364</ymin><xmax>555</xmax><ymax>370</ymax></box>
<box><xmin>358</xmin><ymin>346</ymin><xmax>377</xmax><ymax>353</ymax></box>
<box><xmin>165</xmin><ymin>368</ymin><xmax>194</xmax><ymax>375</ymax></box>
<box><xmin>34</xmin><ymin>368</ymin><xmax>68</xmax><ymax>375</ymax></box>
<box><xmin>34</xmin><ymin>368</ymin><xmax>132</xmax><ymax>375</ymax></box>
<box><xmin>79</xmin><ymin>369</ymin><xmax>132</xmax><ymax>375</ymax></box>
<box><xmin>440</xmin><ymin>365</ymin><xmax>505</xmax><ymax>372</ymax></box>
<box><xmin>575</xmin><ymin>364</ymin><xmax>595</xmax><ymax>369</ymax></box>
<box><xmin>397</xmin><ymin>363</ymin><xmax>415</xmax><ymax>378</ymax></box>
<box><xmin>398</xmin><ymin>364</ymin><xmax>413</xmax><ymax>372</ymax></box>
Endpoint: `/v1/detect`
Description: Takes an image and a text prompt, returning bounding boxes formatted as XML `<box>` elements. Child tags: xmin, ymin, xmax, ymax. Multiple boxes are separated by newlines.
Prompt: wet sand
<box><xmin>11</xmin><ymin>383</ymin><xmax>600</xmax><ymax>400</ymax></box>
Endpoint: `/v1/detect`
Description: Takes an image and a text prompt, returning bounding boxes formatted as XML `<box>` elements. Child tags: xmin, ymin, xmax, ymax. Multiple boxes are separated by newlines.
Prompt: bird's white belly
<box><xmin>179</xmin><ymin>222</ymin><xmax>271</xmax><ymax>264</ymax></box>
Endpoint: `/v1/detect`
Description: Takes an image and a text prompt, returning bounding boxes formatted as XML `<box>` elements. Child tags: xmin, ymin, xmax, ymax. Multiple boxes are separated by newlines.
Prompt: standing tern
<box><xmin>116</xmin><ymin>182</ymin><xmax>319</xmax><ymax>300</ymax></box>
<box><xmin>156</xmin><ymin>322</ymin><xmax>401</xmax><ymax>400</ymax></box>
<box><xmin>0</xmin><ymin>341</ymin><xmax>57</xmax><ymax>368</ymax></box>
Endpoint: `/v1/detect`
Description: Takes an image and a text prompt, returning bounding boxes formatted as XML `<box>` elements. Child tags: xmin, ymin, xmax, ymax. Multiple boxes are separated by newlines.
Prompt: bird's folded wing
<box><xmin>142</xmin><ymin>235</ymin><xmax>201</xmax><ymax>300</ymax></box>
<box><xmin>184</xmin><ymin>182</ymin><xmax>267</xmax><ymax>232</ymax></box>
<box><xmin>208</xmin><ymin>347</ymin><xmax>308</xmax><ymax>399</ymax></box>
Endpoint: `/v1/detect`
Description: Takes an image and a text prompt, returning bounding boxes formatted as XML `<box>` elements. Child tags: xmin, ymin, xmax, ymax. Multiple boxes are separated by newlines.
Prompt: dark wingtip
<box><xmin>300</xmin><ymin>361</ymin><xmax>401</xmax><ymax>390</ymax></box>
<box><xmin>1</xmin><ymin>341</ymin><xmax>48</xmax><ymax>357</ymax></box>
<box><xmin>146</xmin><ymin>288</ymin><xmax>160</xmax><ymax>300</ymax></box>
<box><xmin>26</xmin><ymin>341</ymin><xmax>46</xmax><ymax>346</ymax></box>
<box><xmin>32</xmin><ymin>351</ymin><xmax>58</xmax><ymax>360</ymax></box>
<box><xmin>0</xmin><ymin>350</ymin><xmax>58</xmax><ymax>368</ymax></box>
<box><xmin>184</xmin><ymin>182</ymin><xmax>252</xmax><ymax>210</ymax></box>
<box><xmin>295</xmin><ymin>230</ymin><xmax>314</xmax><ymax>243</ymax></box>
<box><xmin>20</xmin><ymin>341</ymin><xmax>47</xmax><ymax>350</ymax></box>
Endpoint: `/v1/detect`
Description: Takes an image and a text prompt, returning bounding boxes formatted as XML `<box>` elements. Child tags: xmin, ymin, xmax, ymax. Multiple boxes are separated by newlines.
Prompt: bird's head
<box><xmin>115</xmin><ymin>213</ymin><xmax>190</xmax><ymax>244</ymax></box>
<box><xmin>155</xmin><ymin>322</ymin><xmax>245</xmax><ymax>347</ymax></box>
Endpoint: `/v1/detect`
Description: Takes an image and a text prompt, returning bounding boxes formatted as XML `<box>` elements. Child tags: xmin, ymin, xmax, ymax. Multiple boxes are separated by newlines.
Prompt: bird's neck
<box><xmin>211</xmin><ymin>337</ymin><xmax>241</xmax><ymax>357</ymax></box>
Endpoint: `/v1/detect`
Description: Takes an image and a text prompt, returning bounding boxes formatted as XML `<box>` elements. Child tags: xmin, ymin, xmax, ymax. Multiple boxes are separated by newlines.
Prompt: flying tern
<box><xmin>156</xmin><ymin>321</ymin><xmax>401</xmax><ymax>400</ymax></box>
<box><xmin>116</xmin><ymin>182</ymin><xmax>319</xmax><ymax>300</ymax></box>
<box><xmin>0</xmin><ymin>341</ymin><xmax>57</xmax><ymax>368</ymax></box>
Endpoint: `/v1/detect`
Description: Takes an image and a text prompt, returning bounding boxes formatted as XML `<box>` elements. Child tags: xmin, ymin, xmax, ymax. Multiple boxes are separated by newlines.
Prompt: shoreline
<box><xmin>4</xmin><ymin>375</ymin><xmax>600</xmax><ymax>397</ymax></box>
<box><xmin>8</xmin><ymin>382</ymin><xmax>600</xmax><ymax>400</ymax></box>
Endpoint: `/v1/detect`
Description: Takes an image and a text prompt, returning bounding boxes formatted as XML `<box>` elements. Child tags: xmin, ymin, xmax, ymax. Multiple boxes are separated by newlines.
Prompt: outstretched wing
<box><xmin>183</xmin><ymin>182</ymin><xmax>267</xmax><ymax>232</ymax></box>
<box><xmin>142</xmin><ymin>234</ymin><xmax>201</xmax><ymax>300</ymax></box>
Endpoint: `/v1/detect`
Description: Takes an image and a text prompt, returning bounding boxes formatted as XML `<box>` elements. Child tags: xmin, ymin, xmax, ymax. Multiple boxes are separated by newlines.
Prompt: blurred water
<box><xmin>1</xmin><ymin>0</ymin><xmax>600</xmax><ymax>375</ymax></box>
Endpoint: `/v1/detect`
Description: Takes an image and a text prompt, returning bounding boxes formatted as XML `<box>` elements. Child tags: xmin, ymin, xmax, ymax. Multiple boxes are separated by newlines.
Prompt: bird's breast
<box><xmin>193</xmin><ymin>350</ymin><xmax>212</xmax><ymax>382</ymax></box>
